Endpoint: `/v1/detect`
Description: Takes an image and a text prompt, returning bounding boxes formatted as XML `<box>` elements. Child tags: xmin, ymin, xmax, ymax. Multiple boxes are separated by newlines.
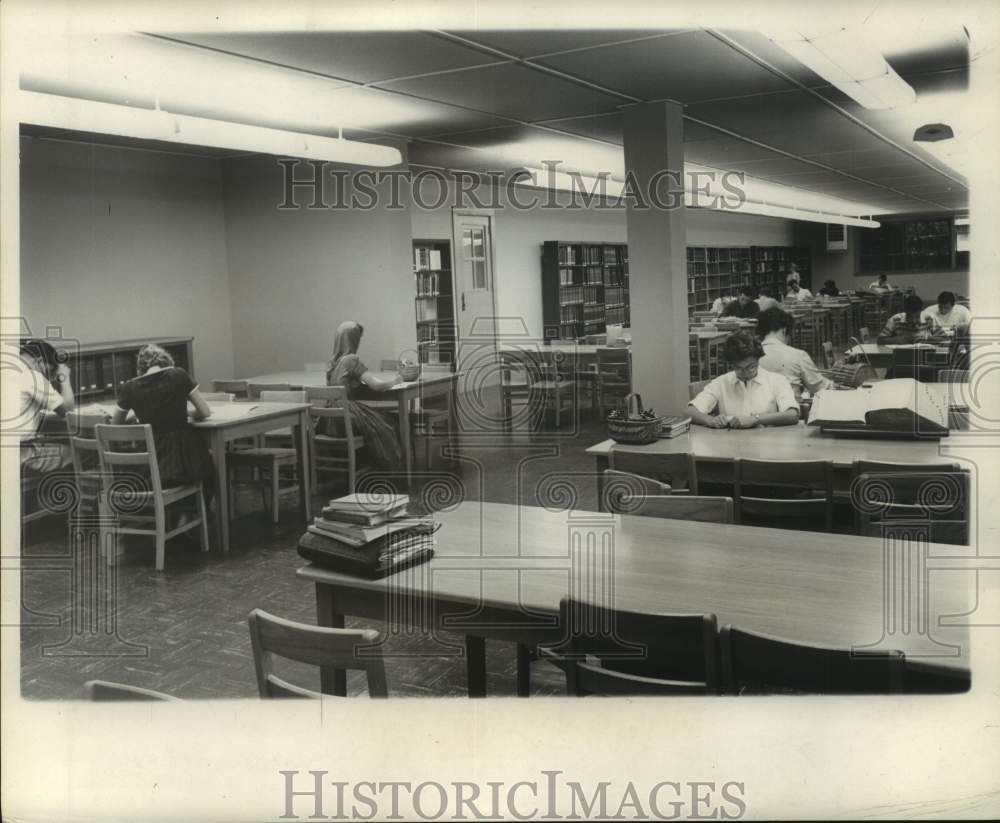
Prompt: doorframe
<box><xmin>450</xmin><ymin>208</ymin><xmax>498</xmax><ymax>359</ymax></box>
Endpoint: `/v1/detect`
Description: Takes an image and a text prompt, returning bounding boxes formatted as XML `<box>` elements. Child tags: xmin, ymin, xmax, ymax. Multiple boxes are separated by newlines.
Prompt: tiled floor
<box><xmin>19</xmin><ymin>413</ymin><xmax>609</xmax><ymax>700</ymax></box>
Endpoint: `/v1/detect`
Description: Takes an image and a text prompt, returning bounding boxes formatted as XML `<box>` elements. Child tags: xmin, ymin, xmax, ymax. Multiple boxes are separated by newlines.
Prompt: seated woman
<box><xmin>818</xmin><ymin>279</ymin><xmax>840</xmax><ymax>297</ymax></box>
<box><xmin>754</xmin><ymin>286</ymin><xmax>780</xmax><ymax>312</ymax></box>
<box><xmin>686</xmin><ymin>331</ymin><xmax>799</xmax><ymax>429</ymax></box>
<box><xmin>325</xmin><ymin>320</ymin><xmax>403</xmax><ymax>470</ymax></box>
<box><xmin>757</xmin><ymin>307</ymin><xmax>833</xmax><ymax>400</ymax></box>
<box><xmin>111</xmin><ymin>344</ymin><xmax>215</xmax><ymax>497</ymax></box>
<box><xmin>722</xmin><ymin>286</ymin><xmax>760</xmax><ymax>319</ymax></box>
<box><xmin>18</xmin><ymin>338</ymin><xmax>76</xmax><ymax>475</ymax></box>
<box><xmin>785</xmin><ymin>276</ymin><xmax>814</xmax><ymax>302</ymax></box>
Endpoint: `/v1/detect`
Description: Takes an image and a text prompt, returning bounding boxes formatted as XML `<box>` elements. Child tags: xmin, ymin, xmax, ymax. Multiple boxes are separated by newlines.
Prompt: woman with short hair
<box><xmin>686</xmin><ymin>331</ymin><xmax>799</xmax><ymax>429</ymax></box>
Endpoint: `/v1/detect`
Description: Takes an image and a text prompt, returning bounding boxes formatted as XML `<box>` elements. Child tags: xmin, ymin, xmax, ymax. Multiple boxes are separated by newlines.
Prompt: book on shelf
<box><xmin>807</xmin><ymin>379</ymin><xmax>948</xmax><ymax>435</ymax></box>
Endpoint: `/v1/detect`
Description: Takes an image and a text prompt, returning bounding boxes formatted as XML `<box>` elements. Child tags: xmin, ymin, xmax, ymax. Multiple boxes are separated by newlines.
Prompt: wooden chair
<box><xmin>210</xmin><ymin>379</ymin><xmax>249</xmax><ymax>399</ymax></box>
<box><xmin>552</xmin><ymin>597</ymin><xmax>720</xmax><ymax>696</ymax></box>
<box><xmin>248</xmin><ymin>608</ymin><xmax>388</xmax><ymax>698</ymax></box>
<box><xmin>199</xmin><ymin>392</ymin><xmax>235</xmax><ymax>402</ymax></box>
<box><xmin>602</xmin><ymin>469</ymin><xmax>671</xmax><ymax>513</ymax></box>
<box><xmin>247</xmin><ymin>382</ymin><xmax>291</xmax><ymax>399</ymax></box>
<box><xmin>67</xmin><ymin>410</ymin><xmax>109</xmax><ymax>517</ymax></box>
<box><xmin>93</xmin><ymin>424</ymin><xmax>210</xmax><ymax>571</ymax></box>
<box><xmin>84</xmin><ymin>679</ymin><xmax>180</xmax><ymax>701</ymax></box>
<box><xmin>608</xmin><ymin>451</ymin><xmax>698</xmax><ymax>494</ymax></box>
<box><xmin>938</xmin><ymin>369</ymin><xmax>969</xmax><ymax>383</ymax></box>
<box><xmin>499</xmin><ymin>351</ymin><xmax>574</xmax><ymax>431</ymax></box>
<box><xmin>305</xmin><ymin>386</ymin><xmax>365</xmax><ymax>493</ymax></box>
<box><xmin>226</xmin><ymin>391</ymin><xmax>306</xmax><ymax>523</ymax></box>
<box><xmin>623</xmin><ymin>494</ymin><xmax>734</xmax><ymax>524</ymax></box>
<box><xmin>688</xmin><ymin>380</ymin><xmax>710</xmax><ymax>401</ymax></box>
<box><xmin>720</xmin><ymin>625</ymin><xmax>905</xmax><ymax>695</ymax></box>
<box><xmin>596</xmin><ymin>347</ymin><xmax>631</xmax><ymax>415</ymax></box>
<box><xmin>854</xmin><ymin>471</ymin><xmax>970</xmax><ymax>545</ymax></box>
<box><xmin>733</xmin><ymin>459</ymin><xmax>833</xmax><ymax>532</ymax></box>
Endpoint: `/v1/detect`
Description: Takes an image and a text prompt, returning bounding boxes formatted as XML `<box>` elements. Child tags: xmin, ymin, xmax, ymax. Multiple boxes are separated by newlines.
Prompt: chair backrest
<box><xmin>85</xmin><ymin>679</ymin><xmax>180</xmax><ymax>702</ymax></box>
<box><xmin>854</xmin><ymin>471</ymin><xmax>970</xmax><ymax>545</ymax></box>
<box><xmin>602</xmin><ymin>469</ymin><xmax>671</xmax><ymax>512</ymax></box>
<box><xmin>596</xmin><ymin>347</ymin><xmax>630</xmax><ymax>370</ymax></box>
<box><xmin>247</xmin><ymin>608</ymin><xmax>387</xmax><ymax>698</ymax></box>
<box><xmin>625</xmin><ymin>494</ymin><xmax>734</xmax><ymax>524</ymax></box>
<box><xmin>559</xmin><ymin>597</ymin><xmax>720</xmax><ymax>695</ymax></box>
<box><xmin>938</xmin><ymin>369</ymin><xmax>969</xmax><ymax>383</ymax></box>
<box><xmin>94</xmin><ymin>424</ymin><xmax>162</xmax><ymax>500</ymax></box>
<box><xmin>210</xmin><ymin>379</ymin><xmax>249</xmax><ymax>398</ymax></box>
<box><xmin>259</xmin><ymin>390</ymin><xmax>308</xmax><ymax>404</ymax></box>
<box><xmin>734</xmin><ymin>459</ymin><xmax>833</xmax><ymax>531</ymax></box>
<box><xmin>247</xmin><ymin>382</ymin><xmax>291</xmax><ymax>399</ymax></box>
<box><xmin>688</xmin><ymin>380</ymin><xmax>710</xmax><ymax>401</ymax></box>
<box><xmin>305</xmin><ymin>385</ymin><xmax>354</xmax><ymax>439</ymax></box>
<box><xmin>199</xmin><ymin>392</ymin><xmax>235</xmax><ymax>402</ymax></box>
<box><xmin>852</xmin><ymin>460</ymin><xmax>960</xmax><ymax>477</ymax></box>
<box><xmin>66</xmin><ymin>411</ymin><xmax>107</xmax><ymax>476</ymax></box>
<box><xmin>608</xmin><ymin>451</ymin><xmax>698</xmax><ymax>493</ymax></box>
<box><xmin>720</xmin><ymin>625</ymin><xmax>905</xmax><ymax>695</ymax></box>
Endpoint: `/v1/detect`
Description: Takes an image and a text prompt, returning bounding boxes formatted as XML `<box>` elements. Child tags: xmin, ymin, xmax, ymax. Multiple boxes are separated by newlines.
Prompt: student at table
<box><xmin>112</xmin><ymin>344</ymin><xmax>215</xmax><ymax>498</ymax></box>
<box><xmin>757</xmin><ymin>307</ymin><xmax>834</xmax><ymax>399</ymax></box>
<box><xmin>722</xmin><ymin>286</ymin><xmax>760</xmax><ymax>319</ymax></box>
<box><xmin>754</xmin><ymin>285</ymin><xmax>780</xmax><ymax>312</ymax></box>
<box><xmin>686</xmin><ymin>331</ymin><xmax>800</xmax><ymax>429</ymax></box>
<box><xmin>785</xmin><ymin>275</ymin><xmax>813</xmax><ymax>302</ymax></box>
<box><xmin>325</xmin><ymin>320</ymin><xmax>403</xmax><ymax>470</ymax></box>
<box><xmin>869</xmin><ymin>273</ymin><xmax>893</xmax><ymax>290</ymax></box>
<box><xmin>921</xmin><ymin>291</ymin><xmax>971</xmax><ymax>335</ymax></box>
<box><xmin>818</xmin><ymin>279</ymin><xmax>840</xmax><ymax>297</ymax></box>
<box><xmin>710</xmin><ymin>294</ymin><xmax>734</xmax><ymax>317</ymax></box>
<box><xmin>17</xmin><ymin>338</ymin><xmax>76</xmax><ymax>474</ymax></box>
<box><xmin>877</xmin><ymin>294</ymin><xmax>937</xmax><ymax>344</ymax></box>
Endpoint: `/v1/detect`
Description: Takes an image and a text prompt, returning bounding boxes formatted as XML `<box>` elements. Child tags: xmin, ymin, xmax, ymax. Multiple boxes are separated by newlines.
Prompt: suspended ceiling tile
<box><xmin>684</xmin><ymin>137</ymin><xmax>801</xmax><ymax>166</ymax></box>
<box><xmin>161</xmin><ymin>31</ymin><xmax>508</xmax><ymax>84</ymax></box>
<box><xmin>535</xmin><ymin>30</ymin><xmax>797</xmax><ymax>102</ymax></box>
<box><xmin>373</xmin><ymin>62</ymin><xmax>627</xmax><ymax>121</ymax></box>
<box><xmin>535</xmin><ymin>113</ymin><xmax>624</xmax><ymax>144</ymax></box>
<box><xmin>709</xmin><ymin>156</ymin><xmax>825</xmax><ymax>176</ymax></box>
<box><xmin>445</xmin><ymin>29</ymin><xmax>684</xmax><ymax>59</ymax></box>
<box><xmin>751</xmin><ymin>169</ymin><xmax>857</xmax><ymax>186</ymax></box>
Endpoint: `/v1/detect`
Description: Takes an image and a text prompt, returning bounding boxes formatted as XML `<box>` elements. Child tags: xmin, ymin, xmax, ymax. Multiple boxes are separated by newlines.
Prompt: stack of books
<box><xmin>658</xmin><ymin>416</ymin><xmax>691</xmax><ymax>439</ymax></box>
<box><xmin>297</xmin><ymin>494</ymin><xmax>437</xmax><ymax>578</ymax></box>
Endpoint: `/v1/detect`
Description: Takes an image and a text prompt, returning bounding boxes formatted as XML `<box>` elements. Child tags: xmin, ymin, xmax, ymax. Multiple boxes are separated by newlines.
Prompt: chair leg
<box><xmin>347</xmin><ymin>446</ymin><xmax>357</xmax><ymax>494</ymax></box>
<box><xmin>271</xmin><ymin>467</ymin><xmax>280</xmax><ymax>524</ymax></box>
<box><xmin>154</xmin><ymin>504</ymin><xmax>166</xmax><ymax>571</ymax></box>
<box><xmin>196</xmin><ymin>487</ymin><xmax>210</xmax><ymax>552</ymax></box>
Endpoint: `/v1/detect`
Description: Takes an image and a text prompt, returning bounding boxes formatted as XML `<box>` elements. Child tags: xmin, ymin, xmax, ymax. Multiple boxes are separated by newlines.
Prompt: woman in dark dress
<box><xmin>325</xmin><ymin>320</ymin><xmax>403</xmax><ymax>471</ymax></box>
<box><xmin>111</xmin><ymin>344</ymin><xmax>215</xmax><ymax>496</ymax></box>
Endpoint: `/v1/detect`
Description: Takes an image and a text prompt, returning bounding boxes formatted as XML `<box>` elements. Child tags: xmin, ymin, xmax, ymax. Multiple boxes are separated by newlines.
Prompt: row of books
<box><xmin>414</xmin><ymin>247</ymin><xmax>443</xmax><ymax>271</ymax></box>
<box><xmin>416</xmin><ymin>272</ymin><xmax>442</xmax><ymax>296</ymax></box>
<box><xmin>605</xmin><ymin>305</ymin><xmax>628</xmax><ymax>326</ymax></box>
<box><xmin>297</xmin><ymin>494</ymin><xmax>436</xmax><ymax>578</ymax></box>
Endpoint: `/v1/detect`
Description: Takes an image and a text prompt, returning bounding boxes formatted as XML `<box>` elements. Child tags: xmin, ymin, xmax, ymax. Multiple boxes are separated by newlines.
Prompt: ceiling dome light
<box><xmin>913</xmin><ymin>123</ymin><xmax>955</xmax><ymax>142</ymax></box>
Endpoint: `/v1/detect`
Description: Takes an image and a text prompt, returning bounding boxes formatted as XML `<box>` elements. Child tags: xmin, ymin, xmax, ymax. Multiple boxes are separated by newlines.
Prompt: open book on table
<box><xmin>807</xmin><ymin>378</ymin><xmax>949</xmax><ymax>436</ymax></box>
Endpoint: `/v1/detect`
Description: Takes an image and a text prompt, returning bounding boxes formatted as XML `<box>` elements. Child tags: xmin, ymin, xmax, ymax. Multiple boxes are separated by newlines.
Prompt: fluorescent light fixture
<box><xmin>768</xmin><ymin>26</ymin><xmax>916</xmax><ymax>109</ymax></box>
<box><xmin>17</xmin><ymin>91</ymin><xmax>403</xmax><ymax>167</ymax></box>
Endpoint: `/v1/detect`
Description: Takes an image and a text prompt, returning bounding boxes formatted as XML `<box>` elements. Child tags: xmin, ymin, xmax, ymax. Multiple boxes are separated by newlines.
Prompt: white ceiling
<box><xmin>17</xmin><ymin>25</ymin><xmax>972</xmax><ymax>215</ymax></box>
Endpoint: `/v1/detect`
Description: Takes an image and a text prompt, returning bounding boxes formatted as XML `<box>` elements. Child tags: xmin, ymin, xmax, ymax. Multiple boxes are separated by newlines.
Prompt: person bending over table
<box><xmin>325</xmin><ymin>320</ymin><xmax>403</xmax><ymax>471</ymax></box>
<box><xmin>818</xmin><ymin>279</ymin><xmax>840</xmax><ymax>297</ymax></box>
<box><xmin>869</xmin><ymin>273</ymin><xmax>894</xmax><ymax>291</ymax></box>
<box><xmin>754</xmin><ymin>285</ymin><xmax>780</xmax><ymax>312</ymax></box>
<box><xmin>757</xmin><ymin>307</ymin><xmax>833</xmax><ymax>400</ymax></box>
<box><xmin>18</xmin><ymin>338</ymin><xmax>76</xmax><ymax>475</ymax></box>
<box><xmin>686</xmin><ymin>331</ymin><xmax>800</xmax><ymax>429</ymax></box>
<box><xmin>722</xmin><ymin>286</ymin><xmax>760</xmax><ymax>319</ymax></box>
<box><xmin>877</xmin><ymin>294</ymin><xmax>937</xmax><ymax>344</ymax></box>
<box><xmin>112</xmin><ymin>343</ymin><xmax>215</xmax><ymax>501</ymax></box>
<box><xmin>785</xmin><ymin>273</ymin><xmax>813</xmax><ymax>302</ymax></box>
<box><xmin>921</xmin><ymin>291</ymin><xmax>971</xmax><ymax>336</ymax></box>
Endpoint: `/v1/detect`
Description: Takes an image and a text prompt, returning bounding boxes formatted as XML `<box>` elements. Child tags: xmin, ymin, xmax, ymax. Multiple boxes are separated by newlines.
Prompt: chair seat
<box><xmin>531</xmin><ymin>380</ymin><xmax>575</xmax><ymax>392</ymax></box>
<box><xmin>227</xmin><ymin>448</ymin><xmax>298</xmax><ymax>466</ymax></box>
<box><xmin>112</xmin><ymin>483</ymin><xmax>203</xmax><ymax>507</ymax></box>
<box><xmin>314</xmin><ymin>434</ymin><xmax>366</xmax><ymax>449</ymax></box>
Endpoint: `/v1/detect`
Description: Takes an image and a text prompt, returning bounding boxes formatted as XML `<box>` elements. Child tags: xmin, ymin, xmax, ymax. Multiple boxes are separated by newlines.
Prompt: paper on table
<box><xmin>196</xmin><ymin>403</ymin><xmax>260</xmax><ymax>421</ymax></box>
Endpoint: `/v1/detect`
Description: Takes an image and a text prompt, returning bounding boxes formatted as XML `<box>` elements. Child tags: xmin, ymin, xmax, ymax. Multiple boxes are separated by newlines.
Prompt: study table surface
<box><xmin>246</xmin><ymin>370</ymin><xmax>460</xmax><ymax>483</ymax></box>
<box><xmin>191</xmin><ymin>401</ymin><xmax>312</xmax><ymax>553</ymax></box>
<box><xmin>298</xmin><ymin>502</ymin><xmax>972</xmax><ymax>696</ymax></box>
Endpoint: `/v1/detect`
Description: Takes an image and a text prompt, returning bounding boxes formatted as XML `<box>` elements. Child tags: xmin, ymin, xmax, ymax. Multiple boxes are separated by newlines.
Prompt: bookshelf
<box><xmin>541</xmin><ymin>241</ymin><xmax>629</xmax><ymax>340</ymax></box>
<box><xmin>412</xmin><ymin>239</ymin><xmax>456</xmax><ymax>369</ymax></box>
<box><xmin>686</xmin><ymin>246</ymin><xmax>751</xmax><ymax>312</ymax></box>
<box><xmin>749</xmin><ymin>245</ymin><xmax>812</xmax><ymax>298</ymax></box>
<box><xmin>52</xmin><ymin>337</ymin><xmax>194</xmax><ymax>401</ymax></box>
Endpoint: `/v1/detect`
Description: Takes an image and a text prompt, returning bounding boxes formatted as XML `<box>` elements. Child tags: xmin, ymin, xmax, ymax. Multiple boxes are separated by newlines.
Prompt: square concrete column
<box><xmin>622</xmin><ymin>101</ymin><xmax>689</xmax><ymax>415</ymax></box>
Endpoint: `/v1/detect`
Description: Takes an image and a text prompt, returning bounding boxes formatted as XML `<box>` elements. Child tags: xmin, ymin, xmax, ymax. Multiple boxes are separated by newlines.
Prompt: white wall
<box><xmin>222</xmin><ymin>155</ymin><xmax>416</xmax><ymax>377</ymax></box>
<box><xmin>19</xmin><ymin>137</ymin><xmax>235</xmax><ymax>381</ymax></box>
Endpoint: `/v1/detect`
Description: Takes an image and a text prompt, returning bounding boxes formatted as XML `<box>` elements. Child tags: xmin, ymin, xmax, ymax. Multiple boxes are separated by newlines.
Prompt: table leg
<box><xmin>295</xmin><ymin>411</ymin><xmax>312</xmax><ymax>521</ymax></box>
<box><xmin>211</xmin><ymin>429</ymin><xmax>230</xmax><ymax>553</ymax></box>
<box><xmin>595</xmin><ymin>455</ymin><xmax>609</xmax><ymax>512</ymax></box>
<box><xmin>465</xmin><ymin>635</ymin><xmax>486</xmax><ymax>698</ymax></box>
<box><xmin>316</xmin><ymin>585</ymin><xmax>347</xmax><ymax>696</ymax></box>
<box><xmin>516</xmin><ymin>643</ymin><xmax>531</xmax><ymax>697</ymax></box>
<box><xmin>447</xmin><ymin>379</ymin><xmax>458</xmax><ymax>458</ymax></box>
<box><xmin>399</xmin><ymin>393</ymin><xmax>413</xmax><ymax>487</ymax></box>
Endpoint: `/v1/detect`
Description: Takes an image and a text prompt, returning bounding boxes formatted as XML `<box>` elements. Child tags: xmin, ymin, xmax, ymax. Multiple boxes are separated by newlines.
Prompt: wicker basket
<box><xmin>397</xmin><ymin>350</ymin><xmax>421</xmax><ymax>381</ymax></box>
<box><xmin>606</xmin><ymin>393</ymin><xmax>665</xmax><ymax>445</ymax></box>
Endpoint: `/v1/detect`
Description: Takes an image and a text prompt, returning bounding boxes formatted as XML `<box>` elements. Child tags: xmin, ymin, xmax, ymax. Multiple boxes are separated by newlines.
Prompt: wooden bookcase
<box><xmin>749</xmin><ymin>245</ymin><xmax>812</xmax><ymax>298</ymax></box>
<box><xmin>541</xmin><ymin>241</ymin><xmax>629</xmax><ymax>340</ymax></box>
<box><xmin>686</xmin><ymin>246</ymin><xmax>752</xmax><ymax>312</ymax></box>
<box><xmin>412</xmin><ymin>239</ymin><xmax>456</xmax><ymax>369</ymax></box>
<box><xmin>52</xmin><ymin>337</ymin><xmax>194</xmax><ymax>402</ymax></box>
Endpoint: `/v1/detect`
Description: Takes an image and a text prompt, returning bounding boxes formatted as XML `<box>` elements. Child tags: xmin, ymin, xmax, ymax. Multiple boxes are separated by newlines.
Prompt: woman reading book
<box><xmin>325</xmin><ymin>320</ymin><xmax>403</xmax><ymax>471</ymax></box>
<box><xmin>686</xmin><ymin>331</ymin><xmax>800</xmax><ymax>429</ymax></box>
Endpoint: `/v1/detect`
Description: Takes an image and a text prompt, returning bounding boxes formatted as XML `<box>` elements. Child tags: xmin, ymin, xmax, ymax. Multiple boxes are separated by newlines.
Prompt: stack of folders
<box><xmin>296</xmin><ymin>494</ymin><xmax>438</xmax><ymax>578</ymax></box>
<box><xmin>658</xmin><ymin>416</ymin><xmax>691</xmax><ymax>439</ymax></box>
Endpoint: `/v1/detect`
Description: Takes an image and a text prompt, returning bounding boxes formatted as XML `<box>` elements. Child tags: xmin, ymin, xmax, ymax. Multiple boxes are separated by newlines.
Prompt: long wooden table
<box><xmin>191</xmin><ymin>401</ymin><xmax>312</xmax><ymax>553</ymax></box>
<box><xmin>247</xmin><ymin>369</ymin><xmax>460</xmax><ymax>484</ymax></box>
<box><xmin>298</xmin><ymin>502</ymin><xmax>973</xmax><ymax>696</ymax></box>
